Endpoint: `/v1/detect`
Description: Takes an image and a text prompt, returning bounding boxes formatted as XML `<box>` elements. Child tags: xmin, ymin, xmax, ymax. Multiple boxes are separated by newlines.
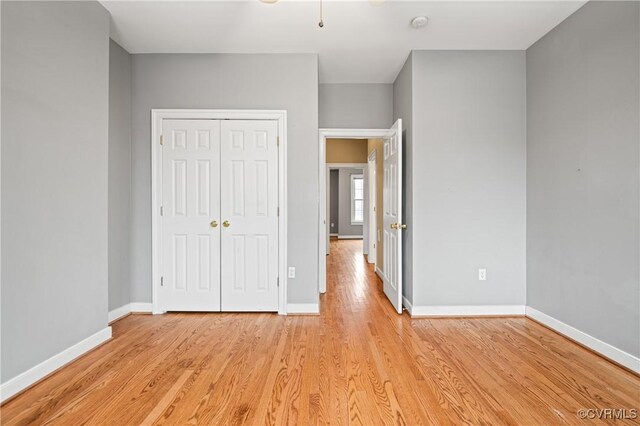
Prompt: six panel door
<box><xmin>382</xmin><ymin>119</ymin><xmax>403</xmax><ymax>314</ymax></box>
<box><xmin>220</xmin><ymin>120</ymin><xmax>280</xmax><ymax>311</ymax></box>
<box><xmin>160</xmin><ymin>120</ymin><xmax>222</xmax><ymax>311</ymax></box>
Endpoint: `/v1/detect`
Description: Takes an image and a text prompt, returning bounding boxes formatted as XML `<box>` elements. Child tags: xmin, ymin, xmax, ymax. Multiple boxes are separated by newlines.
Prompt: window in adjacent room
<box><xmin>351</xmin><ymin>174</ymin><xmax>364</xmax><ymax>224</ymax></box>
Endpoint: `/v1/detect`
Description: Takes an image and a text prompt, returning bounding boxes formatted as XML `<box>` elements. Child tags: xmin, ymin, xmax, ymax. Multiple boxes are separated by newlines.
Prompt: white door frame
<box><xmin>367</xmin><ymin>150</ymin><xmax>377</xmax><ymax>266</ymax></box>
<box><xmin>152</xmin><ymin>109</ymin><xmax>288</xmax><ymax>315</ymax></box>
<box><xmin>318</xmin><ymin>128</ymin><xmax>392</xmax><ymax>294</ymax></box>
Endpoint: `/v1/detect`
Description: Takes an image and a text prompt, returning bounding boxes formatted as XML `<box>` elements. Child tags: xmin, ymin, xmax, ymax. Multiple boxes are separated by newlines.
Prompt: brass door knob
<box><xmin>390</xmin><ymin>223</ymin><xmax>398</xmax><ymax>230</ymax></box>
<box><xmin>210</xmin><ymin>220</ymin><xmax>218</xmax><ymax>228</ymax></box>
<box><xmin>399</xmin><ymin>224</ymin><xmax>407</xmax><ymax>229</ymax></box>
<box><xmin>223</xmin><ymin>220</ymin><xmax>231</xmax><ymax>228</ymax></box>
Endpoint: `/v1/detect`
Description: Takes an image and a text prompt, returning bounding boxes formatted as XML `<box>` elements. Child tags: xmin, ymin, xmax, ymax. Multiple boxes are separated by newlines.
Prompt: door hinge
<box><xmin>160</xmin><ymin>135</ymin><xmax>164</xmax><ymax>146</ymax></box>
<box><xmin>277</xmin><ymin>207</ymin><xmax>280</xmax><ymax>217</ymax></box>
<box><xmin>160</xmin><ymin>206</ymin><xmax>164</xmax><ymax>216</ymax></box>
<box><xmin>161</xmin><ymin>276</ymin><xmax>164</xmax><ymax>286</ymax></box>
<box><xmin>277</xmin><ymin>136</ymin><xmax>280</xmax><ymax>147</ymax></box>
<box><xmin>277</xmin><ymin>277</ymin><xmax>280</xmax><ymax>287</ymax></box>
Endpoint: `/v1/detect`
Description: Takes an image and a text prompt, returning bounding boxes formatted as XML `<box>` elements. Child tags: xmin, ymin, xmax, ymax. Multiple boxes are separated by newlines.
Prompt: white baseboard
<box><xmin>402</xmin><ymin>296</ymin><xmax>413</xmax><ymax>315</ymax></box>
<box><xmin>337</xmin><ymin>235</ymin><xmax>363</xmax><ymax>240</ymax></box>
<box><xmin>409</xmin><ymin>305</ymin><xmax>526</xmax><ymax>317</ymax></box>
<box><xmin>0</xmin><ymin>327</ymin><xmax>112</xmax><ymax>403</ymax></box>
<box><xmin>130</xmin><ymin>302</ymin><xmax>153</xmax><ymax>313</ymax></box>
<box><xmin>375</xmin><ymin>267</ymin><xmax>384</xmax><ymax>281</ymax></box>
<box><xmin>108</xmin><ymin>304</ymin><xmax>131</xmax><ymax>323</ymax></box>
<box><xmin>108</xmin><ymin>303</ymin><xmax>153</xmax><ymax>323</ymax></box>
<box><xmin>525</xmin><ymin>307</ymin><xmax>640</xmax><ymax>373</ymax></box>
<box><xmin>287</xmin><ymin>303</ymin><xmax>320</xmax><ymax>315</ymax></box>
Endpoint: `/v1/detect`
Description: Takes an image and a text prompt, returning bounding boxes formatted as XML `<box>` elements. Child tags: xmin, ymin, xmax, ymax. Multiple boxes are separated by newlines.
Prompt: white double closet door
<box><xmin>160</xmin><ymin>119</ymin><xmax>279</xmax><ymax>312</ymax></box>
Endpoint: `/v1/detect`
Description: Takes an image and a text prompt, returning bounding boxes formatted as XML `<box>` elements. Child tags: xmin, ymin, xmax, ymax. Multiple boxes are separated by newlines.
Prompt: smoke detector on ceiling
<box><xmin>411</xmin><ymin>16</ymin><xmax>429</xmax><ymax>29</ymax></box>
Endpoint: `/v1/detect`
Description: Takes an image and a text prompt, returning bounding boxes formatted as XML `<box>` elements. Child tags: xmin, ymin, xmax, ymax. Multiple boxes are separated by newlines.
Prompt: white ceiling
<box><xmin>102</xmin><ymin>0</ymin><xmax>586</xmax><ymax>83</ymax></box>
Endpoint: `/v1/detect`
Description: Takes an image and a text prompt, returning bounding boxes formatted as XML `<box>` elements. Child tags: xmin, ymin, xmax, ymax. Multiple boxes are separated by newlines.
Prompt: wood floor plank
<box><xmin>2</xmin><ymin>239</ymin><xmax>638</xmax><ymax>425</ymax></box>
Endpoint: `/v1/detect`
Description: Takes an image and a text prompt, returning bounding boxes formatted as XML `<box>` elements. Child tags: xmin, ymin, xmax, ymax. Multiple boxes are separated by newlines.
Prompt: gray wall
<box><xmin>1</xmin><ymin>1</ymin><xmax>110</xmax><ymax>381</ymax></box>
<box><xmin>410</xmin><ymin>50</ymin><xmax>527</xmax><ymax>307</ymax></box>
<box><xmin>329</xmin><ymin>170</ymin><xmax>339</xmax><ymax>234</ymax></box>
<box><xmin>319</xmin><ymin>84</ymin><xmax>392</xmax><ymax>129</ymax></box>
<box><xmin>338</xmin><ymin>168</ymin><xmax>364</xmax><ymax>237</ymax></box>
<box><xmin>527</xmin><ymin>1</ymin><xmax>640</xmax><ymax>357</ymax></box>
<box><xmin>392</xmin><ymin>54</ymin><xmax>414</xmax><ymax>303</ymax></box>
<box><xmin>109</xmin><ymin>40</ymin><xmax>132</xmax><ymax>311</ymax></box>
<box><xmin>131</xmin><ymin>54</ymin><xmax>319</xmax><ymax>305</ymax></box>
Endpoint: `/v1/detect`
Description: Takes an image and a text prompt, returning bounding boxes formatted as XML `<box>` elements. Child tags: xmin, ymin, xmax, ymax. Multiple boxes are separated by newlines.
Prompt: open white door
<box><xmin>382</xmin><ymin>119</ymin><xmax>403</xmax><ymax>313</ymax></box>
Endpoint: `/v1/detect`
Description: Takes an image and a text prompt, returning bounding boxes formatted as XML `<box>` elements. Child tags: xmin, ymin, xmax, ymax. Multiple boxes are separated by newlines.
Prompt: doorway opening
<box><xmin>318</xmin><ymin>123</ymin><xmax>404</xmax><ymax>313</ymax></box>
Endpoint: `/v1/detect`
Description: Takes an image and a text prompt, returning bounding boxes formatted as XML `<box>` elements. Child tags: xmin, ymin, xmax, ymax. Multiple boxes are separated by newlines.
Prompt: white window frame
<box><xmin>350</xmin><ymin>174</ymin><xmax>364</xmax><ymax>225</ymax></box>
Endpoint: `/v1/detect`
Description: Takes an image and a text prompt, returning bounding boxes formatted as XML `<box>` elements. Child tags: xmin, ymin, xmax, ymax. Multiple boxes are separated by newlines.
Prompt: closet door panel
<box><xmin>160</xmin><ymin>119</ymin><xmax>221</xmax><ymax>311</ymax></box>
<box><xmin>220</xmin><ymin>120</ymin><xmax>279</xmax><ymax>312</ymax></box>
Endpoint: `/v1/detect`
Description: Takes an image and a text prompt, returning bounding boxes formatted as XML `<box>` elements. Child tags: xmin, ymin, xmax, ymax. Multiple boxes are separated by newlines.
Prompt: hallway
<box><xmin>2</xmin><ymin>239</ymin><xmax>638</xmax><ymax>425</ymax></box>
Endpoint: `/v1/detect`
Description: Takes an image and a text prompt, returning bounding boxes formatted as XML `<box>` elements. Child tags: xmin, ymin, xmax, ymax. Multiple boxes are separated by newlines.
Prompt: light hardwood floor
<box><xmin>2</xmin><ymin>240</ymin><xmax>639</xmax><ymax>425</ymax></box>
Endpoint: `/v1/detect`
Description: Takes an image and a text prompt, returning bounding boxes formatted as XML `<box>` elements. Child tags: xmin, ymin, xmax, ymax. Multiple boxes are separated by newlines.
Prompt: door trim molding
<box><xmin>367</xmin><ymin>150</ymin><xmax>377</xmax><ymax>266</ymax></box>
<box><xmin>151</xmin><ymin>109</ymin><xmax>288</xmax><ymax>315</ymax></box>
<box><xmin>318</xmin><ymin>129</ymin><xmax>393</xmax><ymax>294</ymax></box>
<box><xmin>326</xmin><ymin>162</ymin><xmax>368</xmax><ymax>169</ymax></box>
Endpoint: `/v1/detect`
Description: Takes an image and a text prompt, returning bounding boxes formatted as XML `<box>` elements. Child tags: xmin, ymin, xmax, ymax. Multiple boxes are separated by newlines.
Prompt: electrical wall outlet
<box><xmin>478</xmin><ymin>268</ymin><xmax>487</xmax><ymax>281</ymax></box>
<box><xmin>288</xmin><ymin>267</ymin><xmax>296</xmax><ymax>278</ymax></box>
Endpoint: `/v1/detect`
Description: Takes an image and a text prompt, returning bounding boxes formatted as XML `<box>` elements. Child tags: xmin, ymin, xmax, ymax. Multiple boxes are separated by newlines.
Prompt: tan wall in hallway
<box><xmin>368</xmin><ymin>138</ymin><xmax>384</xmax><ymax>271</ymax></box>
<box><xmin>327</xmin><ymin>138</ymin><xmax>368</xmax><ymax>163</ymax></box>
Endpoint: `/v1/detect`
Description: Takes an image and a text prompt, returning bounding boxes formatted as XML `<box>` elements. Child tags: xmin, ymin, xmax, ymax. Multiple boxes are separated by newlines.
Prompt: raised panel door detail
<box><xmin>196</xmin><ymin>160</ymin><xmax>210</xmax><ymax>216</ymax></box>
<box><xmin>384</xmin><ymin>166</ymin><xmax>390</xmax><ymax>216</ymax></box>
<box><xmin>172</xmin><ymin>129</ymin><xmax>187</xmax><ymax>150</ymax></box>
<box><xmin>388</xmin><ymin>232</ymin><xmax>397</xmax><ymax>291</ymax></box>
<box><xmin>390</xmin><ymin>163</ymin><xmax>397</xmax><ymax>217</ymax></box>
<box><xmin>196</xmin><ymin>130</ymin><xmax>210</xmax><ymax>150</ymax></box>
<box><xmin>173</xmin><ymin>234</ymin><xmax>187</xmax><ymax>290</ymax></box>
<box><xmin>173</xmin><ymin>160</ymin><xmax>187</xmax><ymax>216</ymax></box>
<box><xmin>231</xmin><ymin>131</ymin><xmax>244</xmax><ymax>150</ymax></box>
<box><xmin>232</xmin><ymin>235</ymin><xmax>246</xmax><ymax>291</ymax></box>
<box><xmin>255</xmin><ymin>131</ymin><xmax>268</xmax><ymax>149</ymax></box>
<box><xmin>255</xmin><ymin>160</ymin><xmax>268</xmax><ymax>217</ymax></box>
<box><xmin>196</xmin><ymin>234</ymin><xmax>211</xmax><ymax>291</ymax></box>
<box><xmin>255</xmin><ymin>235</ymin><xmax>269</xmax><ymax>291</ymax></box>
<box><xmin>231</xmin><ymin>161</ymin><xmax>245</xmax><ymax>217</ymax></box>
